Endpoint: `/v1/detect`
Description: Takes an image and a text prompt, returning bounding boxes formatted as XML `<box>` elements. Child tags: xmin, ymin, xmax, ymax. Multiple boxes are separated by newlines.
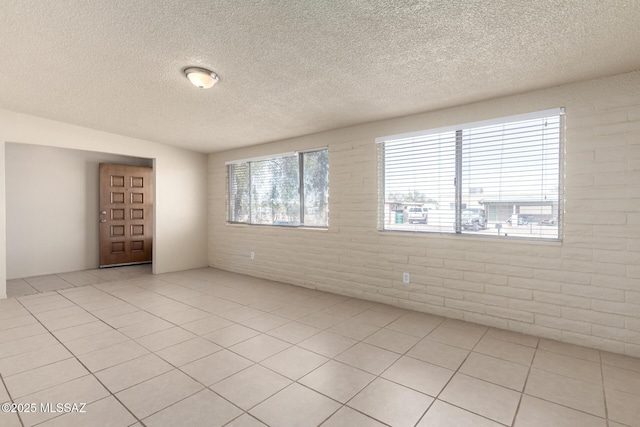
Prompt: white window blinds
<box><xmin>379</xmin><ymin>109</ymin><xmax>563</xmax><ymax>239</ymax></box>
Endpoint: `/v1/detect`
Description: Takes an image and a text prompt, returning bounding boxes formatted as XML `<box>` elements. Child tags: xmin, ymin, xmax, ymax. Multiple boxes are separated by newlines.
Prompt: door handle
<box><xmin>100</xmin><ymin>219</ymin><xmax>107</xmax><ymax>223</ymax></box>
<box><xmin>100</xmin><ymin>211</ymin><xmax>107</xmax><ymax>215</ymax></box>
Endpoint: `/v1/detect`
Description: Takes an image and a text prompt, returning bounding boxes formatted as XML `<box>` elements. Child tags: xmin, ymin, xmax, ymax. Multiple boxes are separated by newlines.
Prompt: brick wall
<box><xmin>209</xmin><ymin>70</ymin><xmax>640</xmax><ymax>357</ymax></box>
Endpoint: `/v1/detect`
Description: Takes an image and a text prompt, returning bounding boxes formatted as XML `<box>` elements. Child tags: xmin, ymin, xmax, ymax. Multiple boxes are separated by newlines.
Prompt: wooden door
<box><xmin>99</xmin><ymin>164</ymin><xmax>153</xmax><ymax>267</ymax></box>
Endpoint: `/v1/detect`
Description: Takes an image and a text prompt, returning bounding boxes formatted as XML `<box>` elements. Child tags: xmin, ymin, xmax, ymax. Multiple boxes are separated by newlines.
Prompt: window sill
<box><xmin>378</xmin><ymin>228</ymin><xmax>562</xmax><ymax>245</ymax></box>
<box><xmin>226</xmin><ymin>222</ymin><xmax>328</xmax><ymax>231</ymax></box>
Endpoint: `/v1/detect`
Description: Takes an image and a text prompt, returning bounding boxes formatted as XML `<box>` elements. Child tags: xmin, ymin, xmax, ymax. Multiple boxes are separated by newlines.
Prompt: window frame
<box><xmin>226</xmin><ymin>148</ymin><xmax>329</xmax><ymax>228</ymax></box>
<box><xmin>377</xmin><ymin>109</ymin><xmax>564</xmax><ymax>241</ymax></box>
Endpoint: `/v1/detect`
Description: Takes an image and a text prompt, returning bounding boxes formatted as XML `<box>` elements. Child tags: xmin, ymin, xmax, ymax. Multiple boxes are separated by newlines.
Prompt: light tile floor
<box><xmin>1</xmin><ymin>266</ymin><xmax>639</xmax><ymax>426</ymax></box>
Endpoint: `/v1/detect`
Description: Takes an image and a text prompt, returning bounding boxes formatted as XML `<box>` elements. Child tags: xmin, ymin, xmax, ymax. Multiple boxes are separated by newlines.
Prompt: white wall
<box><xmin>209</xmin><ymin>70</ymin><xmax>640</xmax><ymax>357</ymax></box>
<box><xmin>0</xmin><ymin>109</ymin><xmax>209</xmax><ymax>298</ymax></box>
<box><xmin>5</xmin><ymin>143</ymin><xmax>152</xmax><ymax>279</ymax></box>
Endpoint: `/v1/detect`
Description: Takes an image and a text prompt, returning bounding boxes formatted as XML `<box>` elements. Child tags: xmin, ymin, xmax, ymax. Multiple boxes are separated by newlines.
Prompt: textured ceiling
<box><xmin>1</xmin><ymin>1</ymin><xmax>639</xmax><ymax>153</ymax></box>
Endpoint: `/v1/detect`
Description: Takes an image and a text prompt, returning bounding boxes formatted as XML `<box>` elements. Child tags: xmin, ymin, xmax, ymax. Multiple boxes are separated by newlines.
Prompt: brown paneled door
<box><xmin>99</xmin><ymin>164</ymin><xmax>153</xmax><ymax>267</ymax></box>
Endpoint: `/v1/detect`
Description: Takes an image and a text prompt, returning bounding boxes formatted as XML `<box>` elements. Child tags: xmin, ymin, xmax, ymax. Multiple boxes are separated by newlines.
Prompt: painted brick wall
<box><xmin>209</xmin><ymin>71</ymin><xmax>640</xmax><ymax>357</ymax></box>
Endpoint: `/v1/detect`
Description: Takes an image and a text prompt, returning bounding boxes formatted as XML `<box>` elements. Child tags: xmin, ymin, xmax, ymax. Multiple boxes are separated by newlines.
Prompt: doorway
<box><xmin>5</xmin><ymin>144</ymin><xmax>153</xmax><ymax>279</ymax></box>
<box><xmin>99</xmin><ymin>163</ymin><xmax>153</xmax><ymax>267</ymax></box>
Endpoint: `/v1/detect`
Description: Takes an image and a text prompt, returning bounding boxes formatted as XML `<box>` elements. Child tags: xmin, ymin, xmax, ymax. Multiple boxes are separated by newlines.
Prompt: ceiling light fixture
<box><xmin>183</xmin><ymin>67</ymin><xmax>219</xmax><ymax>89</ymax></box>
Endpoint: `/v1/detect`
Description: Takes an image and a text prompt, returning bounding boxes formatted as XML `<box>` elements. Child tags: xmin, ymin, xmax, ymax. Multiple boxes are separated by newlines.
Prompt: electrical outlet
<box><xmin>402</xmin><ymin>272</ymin><xmax>410</xmax><ymax>284</ymax></box>
<box><xmin>250</xmin><ymin>251</ymin><xmax>255</xmax><ymax>260</ymax></box>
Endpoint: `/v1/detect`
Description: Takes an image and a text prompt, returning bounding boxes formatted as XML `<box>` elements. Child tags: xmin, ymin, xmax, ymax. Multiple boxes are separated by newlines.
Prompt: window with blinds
<box><xmin>227</xmin><ymin>149</ymin><xmax>329</xmax><ymax>227</ymax></box>
<box><xmin>378</xmin><ymin>109</ymin><xmax>563</xmax><ymax>239</ymax></box>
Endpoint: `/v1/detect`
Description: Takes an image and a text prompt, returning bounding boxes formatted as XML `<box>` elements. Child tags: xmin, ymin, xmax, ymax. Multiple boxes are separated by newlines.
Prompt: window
<box><xmin>378</xmin><ymin>109</ymin><xmax>563</xmax><ymax>239</ymax></box>
<box><xmin>227</xmin><ymin>149</ymin><xmax>329</xmax><ymax>227</ymax></box>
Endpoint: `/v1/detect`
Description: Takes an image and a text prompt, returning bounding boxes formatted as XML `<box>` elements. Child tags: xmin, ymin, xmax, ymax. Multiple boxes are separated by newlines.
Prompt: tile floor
<box><xmin>1</xmin><ymin>266</ymin><xmax>639</xmax><ymax>427</ymax></box>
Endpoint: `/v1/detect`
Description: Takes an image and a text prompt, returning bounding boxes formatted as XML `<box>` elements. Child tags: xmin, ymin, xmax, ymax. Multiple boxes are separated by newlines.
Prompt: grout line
<box><xmin>0</xmin><ymin>373</ymin><xmax>26</xmax><ymax>427</ymax></box>
<box><xmin>599</xmin><ymin>350</ymin><xmax>611</xmax><ymax>427</ymax></box>
<box><xmin>510</xmin><ymin>332</ymin><xmax>540</xmax><ymax>427</ymax></box>
<box><xmin>517</xmin><ymin>339</ymin><xmax>613</xmax><ymax>424</ymax></box>
<box><xmin>410</xmin><ymin>324</ymin><xmax>511</xmax><ymax>427</ymax></box>
<box><xmin>14</xmin><ymin>294</ymin><xmax>148</xmax><ymax>427</ymax></box>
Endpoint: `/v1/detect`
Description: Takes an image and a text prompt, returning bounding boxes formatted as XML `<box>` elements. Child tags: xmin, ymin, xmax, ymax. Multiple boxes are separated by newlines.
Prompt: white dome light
<box><xmin>184</xmin><ymin>67</ymin><xmax>219</xmax><ymax>89</ymax></box>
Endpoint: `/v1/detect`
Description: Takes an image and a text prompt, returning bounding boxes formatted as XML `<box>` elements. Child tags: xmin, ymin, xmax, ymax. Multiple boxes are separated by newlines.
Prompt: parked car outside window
<box><xmin>461</xmin><ymin>209</ymin><xmax>487</xmax><ymax>230</ymax></box>
<box><xmin>407</xmin><ymin>207</ymin><xmax>428</xmax><ymax>224</ymax></box>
